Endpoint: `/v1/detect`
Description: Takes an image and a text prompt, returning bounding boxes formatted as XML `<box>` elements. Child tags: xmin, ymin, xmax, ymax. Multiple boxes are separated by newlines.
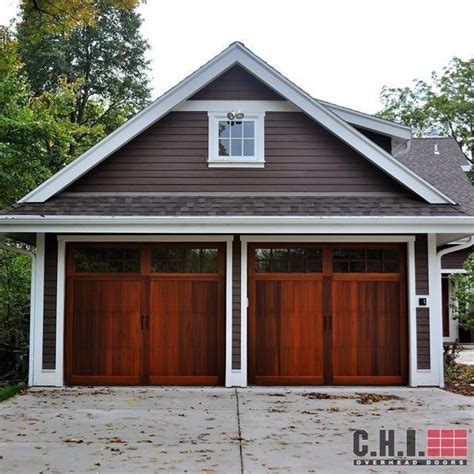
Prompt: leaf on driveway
<box><xmin>63</xmin><ymin>438</ymin><xmax>84</xmax><ymax>443</ymax></box>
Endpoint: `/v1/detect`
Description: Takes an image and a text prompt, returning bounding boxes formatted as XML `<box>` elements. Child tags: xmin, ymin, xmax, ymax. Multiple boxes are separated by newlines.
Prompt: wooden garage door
<box><xmin>65</xmin><ymin>243</ymin><xmax>225</xmax><ymax>385</ymax></box>
<box><xmin>248</xmin><ymin>243</ymin><xmax>407</xmax><ymax>385</ymax></box>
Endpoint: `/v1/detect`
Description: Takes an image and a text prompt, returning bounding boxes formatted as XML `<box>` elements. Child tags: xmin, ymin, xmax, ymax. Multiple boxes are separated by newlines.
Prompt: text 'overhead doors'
<box><xmin>65</xmin><ymin>243</ymin><xmax>225</xmax><ymax>386</ymax></box>
<box><xmin>248</xmin><ymin>244</ymin><xmax>407</xmax><ymax>385</ymax></box>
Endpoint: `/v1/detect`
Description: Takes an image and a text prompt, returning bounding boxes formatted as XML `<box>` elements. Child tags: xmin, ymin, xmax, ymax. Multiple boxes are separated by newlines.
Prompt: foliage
<box><xmin>444</xmin><ymin>363</ymin><xmax>474</xmax><ymax>396</ymax></box>
<box><xmin>0</xmin><ymin>384</ymin><xmax>25</xmax><ymax>402</ymax></box>
<box><xmin>443</xmin><ymin>340</ymin><xmax>461</xmax><ymax>366</ymax></box>
<box><xmin>0</xmin><ymin>248</ymin><xmax>31</xmax><ymax>348</ymax></box>
<box><xmin>16</xmin><ymin>0</ymin><xmax>151</xmax><ymax>157</ymax></box>
<box><xmin>20</xmin><ymin>0</ymin><xmax>142</xmax><ymax>34</ymax></box>
<box><xmin>377</xmin><ymin>57</ymin><xmax>474</xmax><ymax>159</ymax></box>
<box><xmin>450</xmin><ymin>252</ymin><xmax>474</xmax><ymax>331</ymax></box>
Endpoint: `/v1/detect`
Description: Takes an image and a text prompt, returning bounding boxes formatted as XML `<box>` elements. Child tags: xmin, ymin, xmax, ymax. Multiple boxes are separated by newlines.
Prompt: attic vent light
<box><xmin>434</xmin><ymin>144</ymin><xmax>440</xmax><ymax>155</ymax></box>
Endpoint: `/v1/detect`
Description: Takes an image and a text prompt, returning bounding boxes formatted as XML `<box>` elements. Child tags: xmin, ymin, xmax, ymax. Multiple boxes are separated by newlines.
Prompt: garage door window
<box><xmin>255</xmin><ymin>248</ymin><xmax>322</xmax><ymax>272</ymax></box>
<box><xmin>73</xmin><ymin>248</ymin><xmax>140</xmax><ymax>273</ymax></box>
<box><xmin>332</xmin><ymin>248</ymin><xmax>400</xmax><ymax>273</ymax></box>
<box><xmin>151</xmin><ymin>248</ymin><xmax>219</xmax><ymax>273</ymax></box>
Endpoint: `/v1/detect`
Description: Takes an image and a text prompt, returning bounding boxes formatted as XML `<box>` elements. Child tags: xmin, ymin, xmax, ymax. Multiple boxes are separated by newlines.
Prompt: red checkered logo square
<box><xmin>427</xmin><ymin>429</ymin><xmax>468</xmax><ymax>458</ymax></box>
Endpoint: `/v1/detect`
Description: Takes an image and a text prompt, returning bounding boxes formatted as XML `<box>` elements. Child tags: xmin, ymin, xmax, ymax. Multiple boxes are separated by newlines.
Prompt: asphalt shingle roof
<box><xmin>2</xmin><ymin>193</ymin><xmax>469</xmax><ymax>217</ymax></box>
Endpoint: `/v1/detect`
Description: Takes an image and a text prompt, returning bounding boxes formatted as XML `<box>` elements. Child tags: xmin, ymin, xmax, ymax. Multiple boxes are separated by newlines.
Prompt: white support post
<box><xmin>428</xmin><ymin>233</ymin><xmax>443</xmax><ymax>387</ymax></box>
<box><xmin>55</xmin><ymin>239</ymin><xmax>66</xmax><ymax>387</ymax></box>
<box><xmin>407</xmin><ymin>240</ymin><xmax>418</xmax><ymax>387</ymax></box>
<box><xmin>224</xmin><ymin>238</ymin><xmax>234</xmax><ymax>387</ymax></box>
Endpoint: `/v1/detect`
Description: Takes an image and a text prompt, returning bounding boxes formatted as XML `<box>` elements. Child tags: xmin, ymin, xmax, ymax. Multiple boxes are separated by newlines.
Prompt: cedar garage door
<box><xmin>248</xmin><ymin>243</ymin><xmax>407</xmax><ymax>385</ymax></box>
<box><xmin>65</xmin><ymin>243</ymin><xmax>225</xmax><ymax>386</ymax></box>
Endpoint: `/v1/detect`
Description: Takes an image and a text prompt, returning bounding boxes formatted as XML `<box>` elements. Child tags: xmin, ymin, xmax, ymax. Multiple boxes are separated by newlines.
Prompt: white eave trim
<box><xmin>19</xmin><ymin>42</ymin><xmax>452</xmax><ymax>205</ymax></box>
<box><xmin>1</xmin><ymin>214</ymin><xmax>473</xmax><ymax>235</ymax></box>
<box><xmin>319</xmin><ymin>101</ymin><xmax>412</xmax><ymax>140</ymax></box>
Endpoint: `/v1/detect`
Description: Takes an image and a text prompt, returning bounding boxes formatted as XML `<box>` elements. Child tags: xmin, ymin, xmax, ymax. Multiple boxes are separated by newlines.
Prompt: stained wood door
<box><xmin>65</xmin><ymin>243</ymin><xmax>225</xmax><ymax>386</ymax></box>
<box><xmin>248</xmin><ymin>243</ymin><xmax>407</xmax><ymax>386</ymax></box>
<box><xmin>248</xmin><ymin>245</ymin><xmax>325</xmax><ymax>384</ymax></box>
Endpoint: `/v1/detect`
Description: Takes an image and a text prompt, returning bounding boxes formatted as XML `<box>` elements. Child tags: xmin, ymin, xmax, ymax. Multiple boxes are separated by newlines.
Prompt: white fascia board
<box><xmin>19</xmin><ymin>43</ymin><xmax>452</xmax><ymax>205</ymax></box>
<box><xmin>1</xmin><ymin>215</ymin><xmax>473</xmax><ymax>235</ymax></box>
<box><xmin>178</xmin><ymin>99</ymin><xmax>412</xmax><ymax>141</ymax></box>
<box><xmin>319</xmin><ymin>101</ymin><xmax>412</xmax><ymax>140</ymax></box>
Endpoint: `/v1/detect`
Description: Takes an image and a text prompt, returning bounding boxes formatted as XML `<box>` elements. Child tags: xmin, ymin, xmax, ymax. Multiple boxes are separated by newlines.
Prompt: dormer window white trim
<box><xmin>208</xmin><ymin>112</ymin><xmax>265</xmax><ymax>168</ymax></box>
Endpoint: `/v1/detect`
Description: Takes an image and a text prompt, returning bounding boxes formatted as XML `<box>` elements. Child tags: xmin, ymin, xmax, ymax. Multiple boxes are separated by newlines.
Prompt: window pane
<box><xmin>230</xmin><ymin>121</ymin><xmax>243</xmax><ymax>138</ymax></box>
<box><xmin>243</xmin><ymin>139</ymin><xmax>254</xmax><ymax>157</ymax></box>
<box><xmin>256</xmin><ymin>260</ymin><xmax>271</xmax><ymax>272</ymax></box>
<box><xmin>367</xmin><ymin>259</ymin><xmax>383</xmax><ymax>272</ymax></box>
<box><xmin>289</xmin><ymin>248</ymin><xmax>305</xmax><ymax>272</ymax></box>
<box><xmin>219</xmin><ymin>121</ymin><xmax>230</xmax><ymax>138</ymax></box>
<box><xmin>333</xmin><ymin>261</ymin><xmax>349</xmax><ymax>272</ymax></box>
<box><xmin>383</xmin><ymin>260</ymin><xmax>399</xmax><ymax>272</ymax></box>
<box><xmin>151</xmin><ymin>248</ymin><xmax>218</xmax><ymax>273</ymax></box>
<box><xmin>332</xmin><ymin>248</ymin><xmax>400</xmax><ymax>273</ymax></box>
<box><xmin>255</xmin><ymin>248</ymin><xmax>322</xmax><ymax>273</ymax></box>
<box><xmin>243</xmin><ymin>121</ymin><xmax>255</xmax><ymax>138</ymax></box>
<box><xmin>231</xmin><ymin>139</ymin><xmax>242</xmax><ymax>156</ymax></box>
<box><xmin>350</xmin><ymin>260</ymin><xmax>365</xmax><ymax>272</ymax></box>
<box><xmin>73</xmin><ymin>248</ymin><xmax>140</xmax><ymax>273</ymax></box>
<box><xmin>219</xmin><ymin>139</ymin><xmax>230</xmax><ymax>156</ymax></box>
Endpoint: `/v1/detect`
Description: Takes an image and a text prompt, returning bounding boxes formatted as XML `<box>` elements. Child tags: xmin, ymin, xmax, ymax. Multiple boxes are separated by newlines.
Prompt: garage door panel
<box><xmin>252</xmin><ymin>279</ymin><xmax>324</xmax><ymax>383</ymax></box>
<box><xmin>68</xmin><ymin>279</ymin><xmax>142</xmax><ymax>384</ymax></box>
<box><xmin>332</xmin><ymin>279</ymin><xmax>403</xmax><ymax>383</ymax></box>
<box><xmin>149</xmin><ymin>278</ymin><xmax>222</xmax><ymax>384</ymax></box>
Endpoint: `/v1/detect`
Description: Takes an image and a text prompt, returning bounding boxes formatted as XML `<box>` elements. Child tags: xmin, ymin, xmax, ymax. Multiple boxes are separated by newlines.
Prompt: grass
<box><xmin>444</xmin><ymin>363</ymin><xmax>474</xmax><ymax>396</ymax></box>
<box><xmin>0</xmin><ymin>384</ymin><xmax>24</xmax><ymax>402</ymax></box>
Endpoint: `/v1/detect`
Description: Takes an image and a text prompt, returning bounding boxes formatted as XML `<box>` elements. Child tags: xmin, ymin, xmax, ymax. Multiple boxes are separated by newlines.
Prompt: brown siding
<box><xmin>43</xmin><ymin>234</ymin><xmax>57</xmax><ymax>369</ymax></box>
<box><xmin>441</xmin><ymin>247</ymin><xmax>472</xmax><ymax>270</ymax></box>
<box><xmin>415</xmin><ymin>234</ymin><xmax>429</xmax><ymax>294</ymax></box>
<box><xmin>232</xmin><ymin>236</ymin><xmax>241</xmax><ymax>370</ymax></box>
<box><xmin>65</xmin><ymin>112</ymin><xmax>409</xmax><ymax>194</ymax></box>
<box><xmin>189</xmin><ymin>65</ymin><xmax>283</xmax><ymax>101</ymax></box>
<box><xmin>416</xmin><ymin>308</ymin><xmax>430</xmax><ymax>369</ymax></box>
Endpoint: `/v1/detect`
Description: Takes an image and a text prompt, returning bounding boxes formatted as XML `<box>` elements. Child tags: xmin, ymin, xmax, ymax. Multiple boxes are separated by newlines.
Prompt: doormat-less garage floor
<box><xmin>0</xmin><ymin>387</ymin><xmax>471</xmax><ymax>473</ymax></box>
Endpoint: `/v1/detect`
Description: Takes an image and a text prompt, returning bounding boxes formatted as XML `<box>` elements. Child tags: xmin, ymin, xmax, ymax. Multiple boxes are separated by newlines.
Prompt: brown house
<box><xmin>1</xmin><ymin>43</ymin><xmax>473</xmax><ymax>388</ymax></box>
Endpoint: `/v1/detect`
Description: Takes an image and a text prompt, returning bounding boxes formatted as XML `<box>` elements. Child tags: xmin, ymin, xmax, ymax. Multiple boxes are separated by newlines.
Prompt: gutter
<box><xmin>436</xmin><ymin>236</ymin><xmax>474</xmax><ymax>387</ymax></box>
<box><xmin>0</xmin><ymin>236</ymin><xmax>36</xmax><ymax>386</ymax></box>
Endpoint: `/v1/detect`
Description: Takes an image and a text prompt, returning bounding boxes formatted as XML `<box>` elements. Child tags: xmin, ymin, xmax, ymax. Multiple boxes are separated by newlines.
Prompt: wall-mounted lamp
<box><xmin>227</xmin><ymin>110</ymin><xmax>245</xmax><ymax>121</ymax></box>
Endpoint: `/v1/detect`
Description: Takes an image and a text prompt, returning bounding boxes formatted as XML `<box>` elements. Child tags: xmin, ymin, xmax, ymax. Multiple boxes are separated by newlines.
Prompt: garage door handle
<box><xmin>141</xmin><ymin>314</ymin><xmax>149</xmax><ymax>330</ymax></box>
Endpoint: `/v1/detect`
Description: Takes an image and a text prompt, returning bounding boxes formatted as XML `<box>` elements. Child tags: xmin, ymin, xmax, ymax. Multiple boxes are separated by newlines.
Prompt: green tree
<box><xmin>377</xmin><ymin>57</ymin><xmax>474</xmax><ymax>159</ymax></box>
<box><xmin>450</xmin><ymin>252</ymin><xmax>474</xmax><ymax>331</ymax></box>
<box><xmin>20</xmin><ymin>0</ymin><xmax>142</xmax><ymax>34</ymax></box>
<box><xmin>17</xmin><ymin>0</ymin><xmax>151</xmax><ymax>157</ymax></box>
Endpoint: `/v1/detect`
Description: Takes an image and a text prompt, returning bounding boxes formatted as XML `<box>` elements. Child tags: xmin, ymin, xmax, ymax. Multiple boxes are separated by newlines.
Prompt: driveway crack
<box><xmin>235</xmin><ymin>388</ymin><xmax>244</xmax><ymax>474</ymax></box>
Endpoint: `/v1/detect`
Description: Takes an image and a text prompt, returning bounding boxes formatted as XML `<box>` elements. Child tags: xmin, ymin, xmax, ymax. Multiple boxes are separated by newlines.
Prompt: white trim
<box><xmin>428</xmin><ymin>234</ymin><xmax>443</xmax><ymax>387</ymax></box>
<box><xmin>208</xmin><ymin>112</ymin><xmax>265</xmax><ymax>167</ymax></box>
<box><xmin>28</xmin><ymin>253</ymin><xmax>36</xmax><ymax>386</ymax></box>
<box><xmin>225</xmin><ymin>239</ymin><xmax>234</xmax><ymax>387</ymax></box>
<box><xmin>19</xmin><ymin>43</ymin><xmax>451</xmax><ymax>204</ymax></box>
<box><xmin>239</xmin><ymin>234</ymin><xmax>418</xmax><ymax>388</ymax></box>
<box><xmin>319</xmin><ymin>101</ymin><xmax>412</xmax><ymax>140</ymax></box>
<box><xmin>57</xmin><ymin>234</ymin><xmax>233</xmax><ymax>243</ymax></box>
<box><xmin>441</xmin><ymin>269</ymin><xmax>467</xmax><ymax>274</ymax></box>
<box><xmin>55</xmin><ymin>239</ymin><xmax>66</xmax><ymax>387</ymax></box>
<box><xmin>241</xmin><ymin>235</ymin><xmax>416</xmax><ymax>243</ymax></box>
<box><xmin>239</xmin><ymin>239</ymin><xmax>248</xmax><ymax>387</ymax></box>
<box><xmin>53</xmin><ymin>234</ymin><xmax>235</xmax><ymax>388</ymax></box>
<box><xmin>177</xmin><ymin>99</ymin><xmax>413</xmax><ymax>141</ymax></box>
<box><xmin>176</xmin><ymin>100</ymin><xmax>298</xmax><ymax>113</ymax></box>
<box><xmin>2</xmin><ymin>215</ymin><xmax>473</xmax><ymax>235</ymax></box>
<box><xmin>461</xmin><ymin>164</ymin><xmax>472</xmax><ymax>172</ymax></box>
<box><xmin>407</xmin><ymin>240</ymin><xmax>417</xmax><ymax>387</ymax></box>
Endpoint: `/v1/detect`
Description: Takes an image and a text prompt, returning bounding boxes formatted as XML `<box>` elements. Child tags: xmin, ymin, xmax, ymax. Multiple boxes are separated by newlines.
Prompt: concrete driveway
<box><xmin>0</xmin><ymin>387</ymin><xmax>471</xmax><ymax>473</ymax></box>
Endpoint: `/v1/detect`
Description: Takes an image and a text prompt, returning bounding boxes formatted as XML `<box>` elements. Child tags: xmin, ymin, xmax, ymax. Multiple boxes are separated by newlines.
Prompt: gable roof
<box><xmin>395</xmin><ymin>137</ymin><xmax>474</xmax><ymax>214</ymax></box>
<box><xmin>19</xmin><ymin>42</ymin><xmax>453</xmax><ymax>204</ymax></box>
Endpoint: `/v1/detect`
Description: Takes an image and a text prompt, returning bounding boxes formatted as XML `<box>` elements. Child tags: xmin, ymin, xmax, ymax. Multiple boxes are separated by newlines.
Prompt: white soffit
<box><xmin>19</xmin><ymin>42</ymin><xmax>452</xmax><ymax>204</ymax></box>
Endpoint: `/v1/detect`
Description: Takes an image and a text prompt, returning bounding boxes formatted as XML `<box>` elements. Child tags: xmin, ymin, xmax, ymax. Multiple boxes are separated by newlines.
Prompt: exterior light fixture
<box><xmin>227</xmin><ymin>110</ymin><xmax>245</xmax><ymax>121</ymax></box>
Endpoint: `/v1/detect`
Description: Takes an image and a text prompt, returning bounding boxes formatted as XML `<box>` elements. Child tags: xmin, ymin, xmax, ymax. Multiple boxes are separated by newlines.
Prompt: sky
<box><xmin>1</xmin><ymin>0</ymin><xmax>473</xmax><ymax>114</ymax></box>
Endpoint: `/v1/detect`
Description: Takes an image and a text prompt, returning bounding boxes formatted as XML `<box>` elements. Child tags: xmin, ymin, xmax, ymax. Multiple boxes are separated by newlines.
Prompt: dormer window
<box><xmin>208</xmin><ymin>112</ymin><xmax>265</xmax><ymax>167</ymax></box>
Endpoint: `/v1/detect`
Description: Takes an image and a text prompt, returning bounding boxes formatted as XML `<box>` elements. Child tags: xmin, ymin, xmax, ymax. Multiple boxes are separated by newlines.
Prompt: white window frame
<box><xmin>207</xmin><ymin>112</ymin><xmax>265</xmax><ymax>168</ymax></box>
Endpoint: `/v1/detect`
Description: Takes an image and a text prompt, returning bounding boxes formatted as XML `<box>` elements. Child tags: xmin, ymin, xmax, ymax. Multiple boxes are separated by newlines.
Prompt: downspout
<box><xmin>436</xmin><ymin>236</ymin><xmax>474</xmax><ymax>387</ymax></box>
<box><xmin>0</xmin><ymin>236</ymin><xmax>36</xmax><ymax>386</ymax></box>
